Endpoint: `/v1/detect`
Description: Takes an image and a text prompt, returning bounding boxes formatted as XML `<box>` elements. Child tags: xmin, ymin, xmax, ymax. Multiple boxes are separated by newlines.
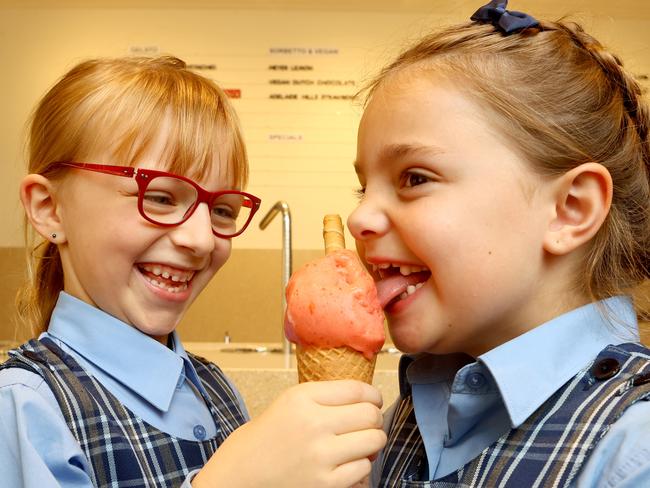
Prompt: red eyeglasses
<box><xmin>55</xmin><ymin>162</ymin><xmax>261</xmax><ymax>238</ymax></box>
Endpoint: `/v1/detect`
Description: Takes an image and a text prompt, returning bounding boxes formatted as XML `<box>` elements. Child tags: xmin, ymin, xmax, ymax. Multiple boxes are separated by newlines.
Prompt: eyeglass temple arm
<box><xmin>56</xmin><ymin>162</ymin><xmax>135</xmax><ymax>177</ymax></box>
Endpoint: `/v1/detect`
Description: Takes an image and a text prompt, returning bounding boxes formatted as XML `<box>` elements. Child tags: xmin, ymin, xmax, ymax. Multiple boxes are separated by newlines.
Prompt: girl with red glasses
<box><xmin>0</xmin><ymin>56</ymin><xmax>385</xmax><ymax>487</ymax></box>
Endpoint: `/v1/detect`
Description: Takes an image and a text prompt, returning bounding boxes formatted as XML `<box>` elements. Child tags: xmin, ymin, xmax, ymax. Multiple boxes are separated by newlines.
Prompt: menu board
<box><xmin>174</xmin><ymin>44</ymin><xmax>372</xmax><ymax>249</ymax></box>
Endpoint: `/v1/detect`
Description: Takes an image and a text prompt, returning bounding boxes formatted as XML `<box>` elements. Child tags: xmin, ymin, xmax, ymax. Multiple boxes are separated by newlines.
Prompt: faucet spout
<box><xmin>259</xmin><ymin>201</ymin><xmax>292</xmax><ymax>357</ymax></box>
<box><xmin>259</xmin><ymin>201</ymin><xmax>290</xmax><ymax>230</ymax></box>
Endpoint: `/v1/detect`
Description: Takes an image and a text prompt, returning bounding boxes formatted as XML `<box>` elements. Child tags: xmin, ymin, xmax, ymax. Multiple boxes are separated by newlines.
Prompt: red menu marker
<box><xmin>224</xmin><ymin>89</ymin><xmax>241</xmax><ymax>99</ymax></box>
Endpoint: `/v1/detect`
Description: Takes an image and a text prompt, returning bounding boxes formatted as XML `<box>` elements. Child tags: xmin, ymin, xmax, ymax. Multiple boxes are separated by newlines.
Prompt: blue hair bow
<box><xmin>471</xmin><ymin>0</ymin><xmax>539</xmax><ymax>34</ymax></box>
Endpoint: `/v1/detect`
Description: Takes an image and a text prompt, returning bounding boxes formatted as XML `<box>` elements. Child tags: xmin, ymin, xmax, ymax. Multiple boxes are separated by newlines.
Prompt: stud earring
<box><xmin>51</xmin><ymin>233</ymin><xmax>57</xmax><ymax>239</ymax></box>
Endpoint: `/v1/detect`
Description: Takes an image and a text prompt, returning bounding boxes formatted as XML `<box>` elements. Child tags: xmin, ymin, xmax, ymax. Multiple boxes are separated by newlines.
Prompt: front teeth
<box><xmin>399</xmin><ymin>282</ymin><xmax>424</xmax><ymax>300</ymax></box>
<box><xmin>371</xmin><ymin>263</ymin><xmax>428</xmax><ymax>276</ymax></box>
<box><xmin>143</xmin><ymin>275</ymin><xmax>189</xmax><ymax>293</ymax></box>
<box><xmin>140</xmin><ymin>264</ymin><xmax>194</xmax><ymax>293</ymax></box>
<box><xmin>398</xmin><ymin>265</ymin><xmax>428</xmax><ymax>276</ymax></box>
<box><xmin>141</xmin><ymin>264</ymin><xmax>194</xmax><ymax>283</ymax></box>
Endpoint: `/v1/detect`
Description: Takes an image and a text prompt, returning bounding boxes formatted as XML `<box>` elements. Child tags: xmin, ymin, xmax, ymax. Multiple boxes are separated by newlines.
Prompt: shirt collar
<box><xmin>478</xmin><ymin>296</ymin><xmax>638</xmax><ymax>427</ymax></box>
<box><xmin>45</xmin><ymin>292</ymin><xmax>199</xmax><ymax>412</ymax></box>
<box><xmin>399</xmin><ymin>353</ymin><xmax>473</xmax><ymax>396</ymax></box>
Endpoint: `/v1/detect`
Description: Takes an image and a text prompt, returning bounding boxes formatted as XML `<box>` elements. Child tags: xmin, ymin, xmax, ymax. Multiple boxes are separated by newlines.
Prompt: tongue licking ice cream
<box><xmin>284</xmin><ymin>215</ymin><xmax>385</xmax><ymax>383</ymax></box>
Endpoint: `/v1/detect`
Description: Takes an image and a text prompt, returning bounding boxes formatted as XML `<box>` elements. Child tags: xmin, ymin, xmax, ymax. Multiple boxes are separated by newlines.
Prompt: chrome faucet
<box><xmin>259</xmin><ymin>201</ymin><xmax>292</xmax><ymax>356</ymax></box>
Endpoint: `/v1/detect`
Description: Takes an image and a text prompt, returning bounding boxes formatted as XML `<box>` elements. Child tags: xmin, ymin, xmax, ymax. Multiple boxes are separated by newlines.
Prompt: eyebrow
<box><xmin>354</xmin><ymin>143</ymin><xmax>445</xmax><ymax>172</ymax></box>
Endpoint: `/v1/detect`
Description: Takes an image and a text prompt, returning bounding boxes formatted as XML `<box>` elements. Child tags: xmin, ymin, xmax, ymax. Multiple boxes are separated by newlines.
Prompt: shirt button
<box><xmin>193</xmin><ymin>424</ymin><xmax>207</xmax><ymax>440</ymax></box>
<box><xmin>466</xmin><ymin>372</ymin><xmax>486</xmax><ymax>389</ymax></box>
<box><xmin>592</xmin><ymin>358</ymin><xmax>620</xmax><ymax>380</ymax></box>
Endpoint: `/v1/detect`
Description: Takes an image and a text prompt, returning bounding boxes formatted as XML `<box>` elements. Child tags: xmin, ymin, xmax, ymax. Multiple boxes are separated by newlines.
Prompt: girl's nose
<box><xmin>169</xmin><ymin>203</ymin><xmax>220</xmax><ymax>256</ymax></box>
<box><xmin>347</xmin><ymin>195</ymin><xmax>390</xmax><ymax>242</ymax></box>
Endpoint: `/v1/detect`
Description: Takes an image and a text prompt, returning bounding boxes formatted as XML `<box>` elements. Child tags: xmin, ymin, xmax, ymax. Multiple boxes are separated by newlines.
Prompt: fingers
<box><xmin>348</xmin><ymin>475</ymin><xmax>371</xmax><ymax>488</ymax></box>
<box><xmin>330</xmin><ymin>458</ymin><xmax>372</xmax><ymax>488</ymax></box>
<box><xmin>199</xmin><ymin>381</ymin><xmax>387</xmax><ymax>488</ymax></box>
<box><xmin>329</xmin><ymin>402</ymin><xmax>383</xmax><ymax>435</ymax></box>
<box><xmin>302</xmin><ymin>379</ymin><xmax>383</xmax><ymax>409</ymax></box>
<box><xmin>330</xmin><ymin>428</ymin><xmax>388</xmax><ymax>466</ymax></box>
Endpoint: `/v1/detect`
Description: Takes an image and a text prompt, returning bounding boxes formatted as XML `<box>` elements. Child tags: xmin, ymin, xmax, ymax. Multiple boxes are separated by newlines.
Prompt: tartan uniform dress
<box><xmin>1</xmin><ymin>337</ymin><xmax>247</xmax><ymax>487</ymax></box>
<box><xmin>378</xmin><ymin>343</ymin><xmax>650</xmax><ymax>487</ymax></box>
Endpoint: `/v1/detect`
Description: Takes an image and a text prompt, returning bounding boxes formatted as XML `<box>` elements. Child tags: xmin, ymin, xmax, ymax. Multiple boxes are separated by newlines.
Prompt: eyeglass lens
<box><xmin>141</xmin><ymin>176</ymin><xmax>253</xmax><ymax>236</ymax></box>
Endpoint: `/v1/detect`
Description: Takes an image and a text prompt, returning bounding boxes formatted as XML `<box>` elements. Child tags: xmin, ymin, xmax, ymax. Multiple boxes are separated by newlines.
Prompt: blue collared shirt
<box><xmin>373</xmin><ymin>296</ymin><xmax>650</xmax><ymax>487</ymax></box>
<box><xmin>0</xmin><ymin>292</ymin><xmax>248</xmax><ymax>487</ymax></box>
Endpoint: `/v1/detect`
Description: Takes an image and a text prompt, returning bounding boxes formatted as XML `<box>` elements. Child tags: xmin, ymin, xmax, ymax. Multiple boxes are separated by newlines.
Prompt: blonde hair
<box><xmin>17</xmin><ymin>55</ymin><xmax>249</xmax><ymax>336</ymax></box>
<box><xmin>362</xmin><ymin>20</ymin><xmax>650</xmax><ymax>306</ymax></box>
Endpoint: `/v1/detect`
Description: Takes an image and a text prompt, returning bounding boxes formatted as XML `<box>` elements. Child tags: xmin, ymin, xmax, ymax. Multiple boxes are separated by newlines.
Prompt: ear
<box><xmin>20</xmin><ymin>174</ymin><xmax>66</xmax><ymax>244</ymax></box>
<box><xmin>543</xmin><ymin>163</ymin><xmax>612</xmax><ymax>255</ymax></box>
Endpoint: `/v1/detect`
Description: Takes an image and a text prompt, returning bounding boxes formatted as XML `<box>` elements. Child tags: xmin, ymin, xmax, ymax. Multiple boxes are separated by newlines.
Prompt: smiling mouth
<box><xmin>137</xmin><ymin>263</ymin><xmax>195</xmax><ymax>293</ymax></box>
<box><xmin>370</xmin><ymin>262</ymin><xmax>431</xmax><ymax>309</ymax></box>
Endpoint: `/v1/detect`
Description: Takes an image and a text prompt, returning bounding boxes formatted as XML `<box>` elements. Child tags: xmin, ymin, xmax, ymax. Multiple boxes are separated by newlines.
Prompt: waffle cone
<box><xmin>323</xmin><ymin>214</ymin><xmax>345</xmax><ymax>255</ymax></box>
<box><xmin>297</xmin><ymin>345</ymin><xmax>376</xmax><ymax>384</ymax></box>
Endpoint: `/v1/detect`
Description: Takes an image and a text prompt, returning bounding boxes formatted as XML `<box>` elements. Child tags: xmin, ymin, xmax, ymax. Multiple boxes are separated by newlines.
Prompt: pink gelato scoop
<box><xmin>284</xmin><ymin>249</ymin><xmax>385</xmax><ymax>360</ymax></box>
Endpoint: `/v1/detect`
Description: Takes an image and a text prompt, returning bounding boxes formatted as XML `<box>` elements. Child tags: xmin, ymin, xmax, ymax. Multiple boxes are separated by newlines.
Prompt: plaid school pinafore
<box><xmin>1</xmin><ymin>337</ymin><xmax>247</xmax><ymax>487</ymax></box>
<box><xmin>378</xmin><ymin>343</ymin><xmax>650</xmax><ymax>487</ymax></box>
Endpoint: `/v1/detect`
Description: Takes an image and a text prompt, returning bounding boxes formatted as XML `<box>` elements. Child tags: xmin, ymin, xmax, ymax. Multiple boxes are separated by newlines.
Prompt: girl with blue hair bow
<box><xmin>348</xmin><ymin>1</ymin><xmax>650</xmax><ymax>486</ymax></box>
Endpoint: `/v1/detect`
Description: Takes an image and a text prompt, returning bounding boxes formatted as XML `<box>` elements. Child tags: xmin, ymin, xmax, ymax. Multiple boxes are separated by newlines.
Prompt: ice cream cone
<box><xmin>323</xmin><ymin>214</ymin><xmax>346</xmax><ymax>254</ymax></box>
<box><xmin>297</xmin><ymin>345</ymin><xmax>377</xmax><ymax>384</ymax></box>
<box><xmin>296</xmin><ymin>214</ymin><xmax>378</xmax><ymax>384</ymax></box>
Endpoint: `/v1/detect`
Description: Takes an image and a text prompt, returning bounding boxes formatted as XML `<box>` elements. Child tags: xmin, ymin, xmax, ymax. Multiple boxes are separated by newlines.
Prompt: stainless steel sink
<box><xmin>220</xmin><ymin>346</ymin><xmax>285</xmax><ymax>354</ymax></box>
